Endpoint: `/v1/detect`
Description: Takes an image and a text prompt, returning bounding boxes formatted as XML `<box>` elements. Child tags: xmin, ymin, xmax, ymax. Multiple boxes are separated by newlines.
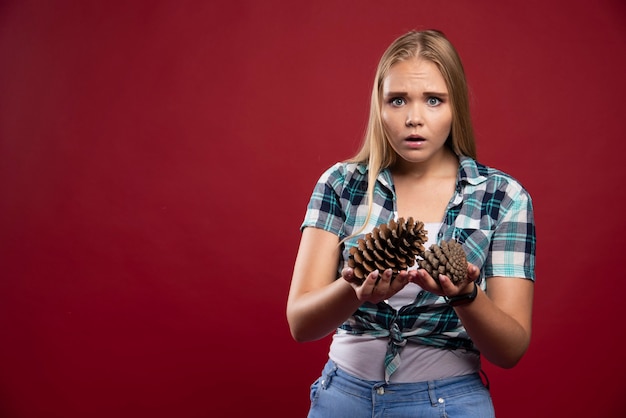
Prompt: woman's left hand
<box><xmin>412</xmin><ymin>261</ymin><xmax>534</xmax><ymax>369</ymax></box>
<box><xmin>411</xmin><ymin>263</ymin><xmax>480</xmax><ymax>297</ymax></box>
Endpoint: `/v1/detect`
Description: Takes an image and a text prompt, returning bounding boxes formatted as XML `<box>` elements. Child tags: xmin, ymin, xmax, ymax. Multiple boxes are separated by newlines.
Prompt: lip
<box><xmin>404</xmin><ymin>135</ymin><xmax>426</xmax><ymax>148</ymax></box>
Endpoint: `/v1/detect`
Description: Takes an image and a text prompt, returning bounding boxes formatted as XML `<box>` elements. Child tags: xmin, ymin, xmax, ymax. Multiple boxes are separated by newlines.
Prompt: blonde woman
<box><xmin>287</xmin><ymin>29</ymin><xmax>535</xmax><ymax>417</ymax></box>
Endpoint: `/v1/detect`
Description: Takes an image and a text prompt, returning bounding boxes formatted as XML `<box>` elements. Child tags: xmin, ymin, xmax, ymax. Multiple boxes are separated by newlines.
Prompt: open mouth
<box><xmin>404</xmin><ymin>136</ymin><xmax>426</xmax><ymax>148</ymax></box>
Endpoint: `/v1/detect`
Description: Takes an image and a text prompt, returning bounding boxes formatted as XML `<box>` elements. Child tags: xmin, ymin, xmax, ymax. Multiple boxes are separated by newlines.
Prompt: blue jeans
<box><xmin>307</xmin><ymin>360</ymin><xmax>495</xmax><ymax>418</ymax></box>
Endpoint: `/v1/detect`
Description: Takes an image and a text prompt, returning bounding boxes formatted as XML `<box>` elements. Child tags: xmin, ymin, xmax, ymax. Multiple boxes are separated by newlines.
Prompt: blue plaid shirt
<box><xmin>301</xmin><ymin>156</ymin><xmax>536</xmax><ymax>381</ymax></box>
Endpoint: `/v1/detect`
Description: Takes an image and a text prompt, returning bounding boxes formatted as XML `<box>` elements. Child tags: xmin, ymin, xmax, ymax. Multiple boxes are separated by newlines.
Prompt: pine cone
<box><xmin>348</xmin><ymin>217</ymin><xmax>427</xmax><ymax>281</ymax></box>
<box><xmin>418</xmin><ymin>240</ymin><xmax>468</xmax><ymax>286</ymax></box>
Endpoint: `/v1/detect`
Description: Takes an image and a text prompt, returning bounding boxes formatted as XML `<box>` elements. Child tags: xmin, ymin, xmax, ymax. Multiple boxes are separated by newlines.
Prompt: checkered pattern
<box><xmin>301</xmin><ymin>156</ymin><xmax>536</xmax><ymax>381</ymax></box>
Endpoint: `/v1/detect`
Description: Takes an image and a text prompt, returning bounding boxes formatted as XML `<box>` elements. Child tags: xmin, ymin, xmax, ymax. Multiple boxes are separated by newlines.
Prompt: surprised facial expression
<box><xmin>381</xmin><ymin>58</ymin><xmax>453</xmax><ymax>165</ymax></box>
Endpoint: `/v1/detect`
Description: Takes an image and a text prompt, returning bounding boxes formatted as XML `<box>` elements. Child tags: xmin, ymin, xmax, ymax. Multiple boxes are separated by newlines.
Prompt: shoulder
<box><xmin>319</xmin><ymin>161</ymin><xmax>367</xmax><ymax>179</ymax></box>
<box><xmin>460</xmin><ymin>156</ymin><xmax>531</xmax><ymax>201</ymax></box>
<box><xmin>316</xmin><ymin>161</ymin><xmax>368</xmax><ymax>188</ymax></box>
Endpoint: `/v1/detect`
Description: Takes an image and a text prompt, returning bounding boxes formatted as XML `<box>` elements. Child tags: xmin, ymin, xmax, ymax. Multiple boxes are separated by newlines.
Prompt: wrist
<box><xmin>444</xmin><ymin>281</ymin><xmax>478</xmax><ymax>307</ymax></box>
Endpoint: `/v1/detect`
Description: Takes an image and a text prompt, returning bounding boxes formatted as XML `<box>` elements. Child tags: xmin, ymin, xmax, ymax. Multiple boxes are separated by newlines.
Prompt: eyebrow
<box><xmin>383</xmin><ymin>91</ymin><xmax>449</xmax><ymax>98</ymax></box>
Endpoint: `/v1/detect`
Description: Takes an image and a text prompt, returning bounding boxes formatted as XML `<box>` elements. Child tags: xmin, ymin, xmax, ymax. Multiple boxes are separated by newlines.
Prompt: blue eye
<box><xmin>427</xmin><ymin>97</ymin><xmax>442</xmax><ymax>106</ymax></box>
<box><xmin>390</xmin><ymin>97</ymin><xmax>405</xmax><ymax>106</ymax></box>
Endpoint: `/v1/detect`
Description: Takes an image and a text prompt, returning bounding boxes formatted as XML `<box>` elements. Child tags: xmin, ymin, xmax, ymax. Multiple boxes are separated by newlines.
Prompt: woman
<box><xmin>287</xmin><ymin>29</ymin><xmax>536</xmax><ymax>417</ymax></box>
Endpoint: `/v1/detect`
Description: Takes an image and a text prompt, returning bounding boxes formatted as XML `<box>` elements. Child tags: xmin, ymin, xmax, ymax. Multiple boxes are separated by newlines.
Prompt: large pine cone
<box><xmin>348</xmin><ymin>217</ymin><xmax>427</xmax><ymax>281</ymax></box>
<box><xmin>418</xmin><ymin>240</ymin><xmax>468</xmax><ymax>286</ymax></box>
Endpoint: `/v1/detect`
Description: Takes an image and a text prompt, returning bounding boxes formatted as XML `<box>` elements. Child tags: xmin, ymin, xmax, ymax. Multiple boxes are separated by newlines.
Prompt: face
<box><xmin>380</xmin><ymin>57</ymin><xmax>452</xmax><ymax>166</ymax></box>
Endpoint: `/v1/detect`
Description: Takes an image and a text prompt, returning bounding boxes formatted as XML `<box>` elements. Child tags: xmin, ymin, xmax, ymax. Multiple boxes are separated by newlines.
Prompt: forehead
<box><xmin>382</xmin><ymin>57</ymin><xmax>447</xmax><ymax>92</ymax></box>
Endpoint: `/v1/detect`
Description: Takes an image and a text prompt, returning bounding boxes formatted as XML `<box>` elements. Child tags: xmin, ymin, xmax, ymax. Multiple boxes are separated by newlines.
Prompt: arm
<box><xmin>414</xmin><ymin>267</ymin><xmax>534</xmax><ymax>368</ymax></box>
<box><xmin>287</xmin><ymin>227</ymin><xmax>410</xmax><ymax>342</ymax></box>
<box><xmin>426</xmin><ymin>174</ymin><xmax>536</xmax><ymax>368</ymax></box>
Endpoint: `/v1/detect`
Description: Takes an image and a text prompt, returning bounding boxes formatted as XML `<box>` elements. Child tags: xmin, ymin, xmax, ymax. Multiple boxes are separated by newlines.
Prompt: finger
<box><xmin>438</xmin><ymin>274</ymin><xmax>457</xmax><ymax>295</ymax></box>
<box><xmin>373</xmin><ymin>269</ymin><xmax>393</xmax><ymax>296</ymax></box>
<box><xmin>394</xmin><ymin>271</ymin><xmax>410</xmax><ymax>286</ymax></box>
<box><xmin>389</xmin><ymin>270</ymin><xmax>409</xmax><ymax>293</ymax></box>
<box><xmin>360</xmin><ymin>270</ymin><xmax>379</xmax><ymax>294</ymax></box>
<box><xmin>411</xmin><ymin>269</ymin><xmax>426</xmax><ymax>286</ymax></box>
<box><xmin>414</xmin><ymin>269</ymin><xmax>436</xmax><ymax>287</ymax></box>
<box><xmin>439</xmin><ymin>274</ymin><xmax>473</xmax><ymax>297</ymax></box>
<box><xmin>379</xmin><ymin>268</ymin><xmax>392</xmax><ymax>283</ymax></box>
<box><xmin>413</xmin><ymin>269</ymin><xmax>447</xmax><ymax>295</ymax></box>
<box><xmin>467</xmin><ymin>263</ymin><xmax>480</xmax><ymax>281</ymax></box>
<box><xmin>406</xmin><ymin>269</ymin><xmax>420</xmax><ymax>284</ymax></box>
<box><xmin>341</xmin><ymin>267</ymin><xmax>360</xmax><ymax>284</ymax></box>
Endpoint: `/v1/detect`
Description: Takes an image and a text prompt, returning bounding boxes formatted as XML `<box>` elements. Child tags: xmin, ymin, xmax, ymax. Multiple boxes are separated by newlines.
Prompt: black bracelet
<box><xmin>444</xmin><ymin>281</ymin><xmax>478</xmax><ymax>307</ymax></box>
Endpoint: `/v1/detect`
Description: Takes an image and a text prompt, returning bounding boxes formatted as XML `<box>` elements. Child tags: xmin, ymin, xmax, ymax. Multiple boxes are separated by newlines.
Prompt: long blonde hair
<box><xmin>346</xmin><ymin>29</ymin><xmax>476</xmax><ymax>239</ymax></box>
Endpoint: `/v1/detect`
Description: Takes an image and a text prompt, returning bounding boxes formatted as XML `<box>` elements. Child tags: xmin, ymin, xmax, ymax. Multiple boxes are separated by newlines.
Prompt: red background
<box><xmin>1</xmin><ymin>1</ymin><xmax>625</xmax><ymax>417</ymax></box>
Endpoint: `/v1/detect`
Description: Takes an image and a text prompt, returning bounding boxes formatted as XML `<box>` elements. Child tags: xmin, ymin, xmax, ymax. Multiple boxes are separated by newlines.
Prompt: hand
<box><xmin>341</xmin><ymin>268</ymin><xmax>411</xmax><ymax>304</ymax></box>
<box><xmin>411</xmin><ymin>263</ymin><xmax>480</xmax><ymax>298</ymax></box>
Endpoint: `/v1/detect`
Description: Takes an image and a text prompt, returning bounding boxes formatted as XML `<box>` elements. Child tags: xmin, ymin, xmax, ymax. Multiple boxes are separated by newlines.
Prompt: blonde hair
<box><xmin>346</xmin><ymin>29</ymin><xmax>476</xmax><ymax>239</ymax></box>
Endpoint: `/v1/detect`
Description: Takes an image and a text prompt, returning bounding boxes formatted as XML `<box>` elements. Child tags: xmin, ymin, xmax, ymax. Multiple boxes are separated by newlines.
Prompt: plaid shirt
<box><xmin>301</xmin><ymin>156</ymin><xmax>536</xmax><ymax>381</ymax></box>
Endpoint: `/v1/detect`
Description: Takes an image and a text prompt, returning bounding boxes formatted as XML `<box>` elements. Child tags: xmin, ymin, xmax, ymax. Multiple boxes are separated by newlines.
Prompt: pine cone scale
<box><xmin>418</xmin><ymin>240</ymin><xmax>468</xmax><ymax>286</ymax></box>
<box><xmin>348</xmin><ymin>217</ymin><xmax>428</xmax><ymax>280</ymax></box>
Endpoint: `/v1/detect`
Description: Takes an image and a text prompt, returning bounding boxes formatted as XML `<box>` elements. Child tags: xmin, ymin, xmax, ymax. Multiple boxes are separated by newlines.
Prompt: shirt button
<box><xmin>438</xmin><ymin>398</ymin><xmax>444</xmax><ymax>404</ymax></box>
<box><xmin>377</xmin><ymin>387</ymin><xmax>385</xmax><ymax>395</ymax></box>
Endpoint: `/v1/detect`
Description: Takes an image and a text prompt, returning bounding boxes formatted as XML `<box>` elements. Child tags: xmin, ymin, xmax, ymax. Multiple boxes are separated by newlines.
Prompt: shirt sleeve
<box><xmin>300</xmin><ymin>163</ymin><xmax>346</xmax><ymax>237</ymax></box>
<box><xmin>484</xmin><ymin>184</ymin><xmax>536</xmax><ymax>281</ymax></box>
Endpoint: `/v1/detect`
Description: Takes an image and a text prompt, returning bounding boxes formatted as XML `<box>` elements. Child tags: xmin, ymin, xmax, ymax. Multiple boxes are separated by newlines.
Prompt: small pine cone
<box><xmin>418</xmin><ymin>240</ymin><xmax>468</xmax><ymax>286</ymax></box>
<box><xmin>348</xmin><ymin>217</ymin><xmax>427</xmax><ymax>281</ymax></box>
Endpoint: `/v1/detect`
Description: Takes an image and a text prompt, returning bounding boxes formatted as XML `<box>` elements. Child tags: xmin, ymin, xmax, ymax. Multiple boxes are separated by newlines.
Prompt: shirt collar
<box><xmin>458</xmin><ymin>155</ymin><xmax>488</xmax><ymax>186</ymax></box>
<box><xmin>357</xmin><ymin>155</ymin><xmax>486</xmax><ymax>189</ymax></box>
<box><xmin>355</xmin><ymin>163</ymin><xmax>395</xmax><ymax>192</ymax></box>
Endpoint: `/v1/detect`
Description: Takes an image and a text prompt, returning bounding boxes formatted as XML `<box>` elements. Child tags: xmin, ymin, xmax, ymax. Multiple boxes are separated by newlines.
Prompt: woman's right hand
<box><xmin>341</xmin><ymin>268</ymin><xmax>413</xmax><ymax>304</ymax></box>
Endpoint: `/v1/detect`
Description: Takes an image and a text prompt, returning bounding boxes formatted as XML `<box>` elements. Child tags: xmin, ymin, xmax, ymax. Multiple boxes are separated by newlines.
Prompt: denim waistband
<box><xmin>319</xmin><ymin>359</ymin><xmax>488</xmax><ymax>405</ymax></box>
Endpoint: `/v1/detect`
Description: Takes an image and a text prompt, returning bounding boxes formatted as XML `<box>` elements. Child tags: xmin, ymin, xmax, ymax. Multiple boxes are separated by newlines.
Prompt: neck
<box><xmin>391</xmin><ymin>148</ymin><xmax>458</xmax><ymax>180</ymax></box>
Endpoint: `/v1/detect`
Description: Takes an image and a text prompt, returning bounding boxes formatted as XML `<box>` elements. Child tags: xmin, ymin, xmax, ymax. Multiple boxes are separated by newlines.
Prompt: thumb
<box><xmin>467</xmin><ymin>264</ymin><xmax>480</xmax><ymax>281</ymax></box>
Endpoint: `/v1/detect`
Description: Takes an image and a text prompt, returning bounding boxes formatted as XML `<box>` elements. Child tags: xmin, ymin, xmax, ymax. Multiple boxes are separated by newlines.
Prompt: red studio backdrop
<box><xmin>1</xmin><ymin>1</ymin><xmax>625</xmax><ymax>417</ymax></box>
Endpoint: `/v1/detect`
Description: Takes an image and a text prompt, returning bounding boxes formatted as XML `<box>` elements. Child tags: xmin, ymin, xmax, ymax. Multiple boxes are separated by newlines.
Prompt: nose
<box><xmin>405</xmin><ymin>105</ymin><xmax>423</xmax><ymax>127</ymax></box>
